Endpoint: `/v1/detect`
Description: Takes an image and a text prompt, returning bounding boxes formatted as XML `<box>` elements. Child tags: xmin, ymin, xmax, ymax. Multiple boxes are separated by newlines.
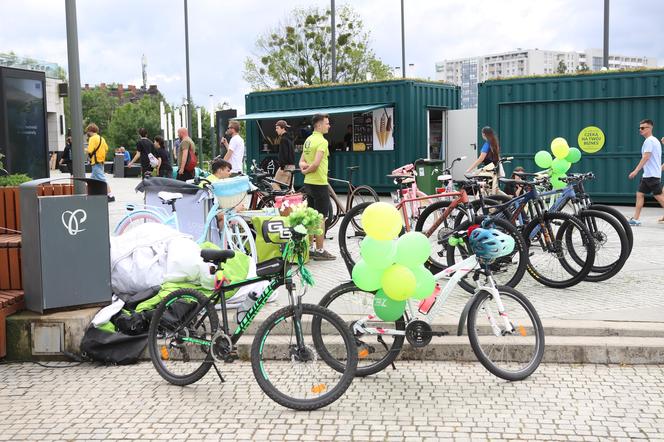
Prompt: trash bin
<box><xmin>113</xmin><ymin>154</ymin><xmax>125</xmax><ymax>178</ymax></box>
<box><xmin>20</xmin><ymin>178</ymin><xmax>112</xmax><ymax>313</ymax></box>
<box><xmin>414</xmin><ymin>159</ymin><xmax>445</xmax><ymax>196</ymax></box>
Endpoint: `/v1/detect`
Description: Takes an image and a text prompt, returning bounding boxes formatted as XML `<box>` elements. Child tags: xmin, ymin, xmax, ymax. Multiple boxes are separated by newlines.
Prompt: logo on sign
<box><xmin>61</xmin><ymin>209</ymin><xmax>87</xmax><ymax>236</ymax></box>
<box><xmin>265</xmin><ymin>220</ymin><xmax>291</xmax><ymax>240</ymax></box>
<box><xmin>578</xmin><ymin>126</ymin><xmax>605</xmax><ymax>153</ymax></box>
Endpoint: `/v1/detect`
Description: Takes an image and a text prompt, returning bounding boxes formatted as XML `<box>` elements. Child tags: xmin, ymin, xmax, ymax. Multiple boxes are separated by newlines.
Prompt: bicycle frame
<box><xmin>351</xmin><ymin>254</ymin><xmax>513</xmax><ymax>338</ymax></box>
<box><xmin>410</xmin><ymin>188</ymin><xmax>470</xmax><ymax>234</ymax></box>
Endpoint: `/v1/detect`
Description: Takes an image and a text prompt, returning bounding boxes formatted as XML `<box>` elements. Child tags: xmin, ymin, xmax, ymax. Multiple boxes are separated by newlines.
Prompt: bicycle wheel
<box><xmin>225</xmin><ymin>214</ymin><xmax>258</xmax><ymax>262</ymax></box>
<box><xmin>148</xmin><ymin>289</ymin><xmax>218</xmax><ymax>385</ymax></box>
<box><xmin>325</xmin><ymin>189</ymin><xmax>343</xmax><ymax>231</ymax></box>
<box><xmin>338</xmin><ymin>202</ymin><xmax>372</xmax><ymax>275</ymax></box>
<box><xmin>251</xmin><ymin>303</ymin><xmax>358</xmax><ymax>411</ymax></box>
<box><xmin>467</xmin><ymin>285</ymin><xmax>544</xmax><ymax>381</ymax></box>
<box><xmin>314</xmin><ymin>282</ymin><xmax>405</xmax><ymax>377</ymax></box>
<box><xmin>588</xmin><ymin>204</ymin><xmax>633</xmax><ymax>256</ymax></box>
<box><xmin>415</xmin><ymin>200</ymin><xmax>463</xmax><ymax>272</ymax></box>
<box><xmin>563</xmin><ymin>209</ymin><xmax>628</xmax><ymax>282</ymax></box>
<box><xmin>348</xmin><ymin>185</ymin><xmax>380</xmax><ymax>231</ymax></box>
<box><xmin>446</xmin><ymin>217</ymin><xmax>527</xmax><ymax>293</ymax></box>
<box><xmin>523</xmin><ymin>212</ymin><xmax>595</xmax><ymax>289</ymax></box>
<box><xmin>114</xmin><ymin>211</ymin><xmax>162</xmax><ymax>235</ymax></box>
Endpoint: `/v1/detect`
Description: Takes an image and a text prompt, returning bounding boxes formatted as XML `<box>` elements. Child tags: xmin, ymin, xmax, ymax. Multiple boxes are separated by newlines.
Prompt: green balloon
<box><xmin>551</xmin><ymin>158</ymin><xmax>571</xmax><ymax>174</ymax></box>
<box><xmin>381</xmin><ymin>264</ymin><xmax>417</xmax><ymax>301</ymax></box>
<box><xmin>373</xmin><ymin>289</ymin><xmax>406</xmax><ymax>322</ymax></box>
<box><xmin>411</xmin><ymin>265</ymin><xmax>436</xmax><ymax>300</ymax></box>
<box><xmin>565</xmin><ymin>147</ymin><xmax>582</xmax><ymax>164</ymax></box>
<box><xmin>534</xmin><ymin>150</ymin><xmax>553</xmax><ymax>169</ymax></box>
<box><xmin>551</xmin><ymin>173</ymin><xmax>567</xmax><ymax>189</ymax></box>
<box><xmin>360</xmin><ymin>237</ymin><xmax>396</xmax><ymax>270</ymax></box>
<box><xmin>352</xmin><ymin>260</ymin><xmax>383</xmax><ymax>292</ymax></box>
<box><xmin>395</xmin><ymin>232</ymin><xmax>431</xmax><ymax>267</ymax></box>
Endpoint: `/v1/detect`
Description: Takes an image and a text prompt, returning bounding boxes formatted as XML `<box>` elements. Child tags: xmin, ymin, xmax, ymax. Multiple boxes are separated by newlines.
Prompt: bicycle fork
<box><xmin>477</xmin><ymin>279</ymin><xmax>519</xmax><ymax>337</ymax></box>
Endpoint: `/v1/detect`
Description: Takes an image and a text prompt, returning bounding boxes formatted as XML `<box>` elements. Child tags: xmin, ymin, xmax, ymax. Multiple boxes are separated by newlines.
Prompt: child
<box><xmin>210</xmin><ymin>158</ymin><xmax>232</xmax><ymax>181</ymax></box>
<box><xmin>505</xmin><ymin>166</ymin><xmax>525</xmax><ymax>196</ymax></box>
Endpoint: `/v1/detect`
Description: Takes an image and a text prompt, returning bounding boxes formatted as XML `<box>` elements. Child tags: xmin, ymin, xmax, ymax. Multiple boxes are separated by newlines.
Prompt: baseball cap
<box><xmin>275</xmin><ymin>120</ymin><xmax>291</xmax><ymax>129</ymax></box>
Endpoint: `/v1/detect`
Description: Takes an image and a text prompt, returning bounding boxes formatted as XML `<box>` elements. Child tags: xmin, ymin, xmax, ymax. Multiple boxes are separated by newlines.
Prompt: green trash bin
<box><xmin>414</xmin><ymin>159</ymin><xmax>445</xmax><ymax>195</ymax></box>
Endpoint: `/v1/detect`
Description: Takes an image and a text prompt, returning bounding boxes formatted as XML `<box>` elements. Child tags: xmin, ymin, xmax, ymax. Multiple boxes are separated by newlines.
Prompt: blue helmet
<box><xmin>468</xmin><ymin>227</ymin><xmax>515</xmax><ymax>261</ymax></box>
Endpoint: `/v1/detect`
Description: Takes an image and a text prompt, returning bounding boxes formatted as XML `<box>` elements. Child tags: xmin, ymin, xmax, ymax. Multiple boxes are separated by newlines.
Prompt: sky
<box><xmin>1</xmin><ymin>0</ymin><xmax>662</xmax><ymax>114</ymax></box>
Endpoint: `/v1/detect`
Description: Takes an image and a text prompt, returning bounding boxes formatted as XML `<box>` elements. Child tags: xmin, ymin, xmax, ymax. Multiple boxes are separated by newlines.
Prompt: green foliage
<box><xmin>243</xmin><ymin>5</ymin><xmax>393</xmax><ymax>90</ymax></box>
<box><xmin>556</xmin><ymin>60</ymin><xmax>567</xmax><ymax>74</ymax></box>
<box><xmin>0</xmin><ymin>174</ymin><xmax>32</xmax><ymax>187</ymax></box>
<box><xmin>81</xmin><ymin>88</ymin><xmax>120</xmax><ymax>137</ymax></box>
<box><xmin>287</xmin><ymin>206</ymin><xmax>324</xmax><ymax>235</ymax></box>
<box><xmin>107</xmin><ymin>96</ymin><xmax>161</xmax><ymax>150</ymax></box>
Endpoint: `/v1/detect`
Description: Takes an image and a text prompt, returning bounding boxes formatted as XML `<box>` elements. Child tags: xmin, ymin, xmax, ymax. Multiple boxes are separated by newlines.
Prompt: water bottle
<box><xmin>418</xmin><ymin>284</ymin><xmax>441</xmax><ymax>315</ymax></box>
<box><xmin>236</xmin><ymin>292</ymin><xmax>258</xmax><ymax>324</ymax></box>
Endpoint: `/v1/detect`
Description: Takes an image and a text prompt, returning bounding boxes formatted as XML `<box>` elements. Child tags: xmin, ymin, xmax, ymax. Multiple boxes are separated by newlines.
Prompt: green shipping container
<box><xmin>477</xmin><ymin>69</ymin><xmax>664</xmax><ymax>204</ymax></box>
<box><xmin>240</xmin><ymin>80</ymin><xmax>459</xmax><ymax>193</ymax></box>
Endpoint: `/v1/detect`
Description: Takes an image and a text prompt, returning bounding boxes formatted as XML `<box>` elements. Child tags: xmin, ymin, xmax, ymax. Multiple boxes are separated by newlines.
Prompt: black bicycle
<box><xmin>147</xmin><ymin>221</ymin><xmax>358</xmax><ymax>411</ymax></box>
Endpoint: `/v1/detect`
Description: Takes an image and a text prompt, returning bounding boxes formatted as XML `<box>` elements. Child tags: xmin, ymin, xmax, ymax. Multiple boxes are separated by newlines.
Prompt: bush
<box><xmin>0</xmin><ymin>174</ymin><xmax>32</xmax><ymax>187</ymax></box>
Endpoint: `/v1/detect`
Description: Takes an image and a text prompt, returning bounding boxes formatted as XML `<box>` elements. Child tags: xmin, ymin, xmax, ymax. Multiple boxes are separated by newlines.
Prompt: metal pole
<box><xmin>65</xmin><ymin>0</ymin><xmax>85</xmax><ymax>194</ymax></box>
<box><xmin>184</xmin><ymin>0</ymin><xmax>193</xmax><ymax>131</ymax></box>
<box><xmin>400</xmin><ymin>0</ymin><xmax>406</xmax><ymax>78</ymax></box>
<box><xmin>603</xmin><ymin>0</ymin><xmax>610</xmax><ymax>69</ymax></box>
<box><xmin>331</xmin><ymin>0</ymin><xmax>336</xmax><ymax>82</ymax></box>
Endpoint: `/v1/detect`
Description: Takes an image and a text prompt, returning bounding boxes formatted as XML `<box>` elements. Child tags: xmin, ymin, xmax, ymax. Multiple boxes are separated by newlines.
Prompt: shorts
<box><xmin>90</xmin><ymin>163</ymin><xmax>106</xmax><ymax>182</ymax></box>
<box><xmin>303</xmin><ymin>183</ymin><xmax>331</xmax><ymax>223</ymax></box>
<box><xmin>177</xmin><ymin>170</ymin><xmax>194</xmax><ymax>181</ymax></box>
<box><xmin>638</xmin><ymin>177</ymin><xmax>662</xmax><ymax>195</ymax></box>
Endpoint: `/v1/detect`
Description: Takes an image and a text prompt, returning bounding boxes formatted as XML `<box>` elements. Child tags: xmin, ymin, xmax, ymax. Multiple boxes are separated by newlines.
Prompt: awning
<box><xmin>235</xmin><ymin>104</ymin><xmax>389</xmax><ymax>121</ymax></box>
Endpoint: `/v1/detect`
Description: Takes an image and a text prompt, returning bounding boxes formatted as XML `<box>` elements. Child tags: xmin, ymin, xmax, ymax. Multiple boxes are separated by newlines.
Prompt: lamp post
<box><xmin>400</xmin><ymin>0</ymin><xmax>406</xmax><ymax>78</ymax></box>
<box><xmin>209</xmin><ymin>94</ymin><xmax>216</xmax><ymax>159</ymax></box>
<box><xmin>184</xmin><ymin>0</ymin><xmax>193</xmax><ymax>130</ymax></box>
<box><xmin>603</xmin><ymin>0</ymin><xmax>610</xmax><ymax>69</ymax></box>
<box><xmin>64</xmin><ymin>0</ymin><xmax>85</xmax><ymax>193</ymax></box>
<box><xmin>331</xmin><ymin>0</ymin><xmax>336</xmax><ymax>82</ymax></box>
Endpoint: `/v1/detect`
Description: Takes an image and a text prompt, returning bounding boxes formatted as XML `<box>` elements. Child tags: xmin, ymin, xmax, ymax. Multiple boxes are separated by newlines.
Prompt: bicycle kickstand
<box><xmin>377</xmin><ymin>335</ymin><xmax>397</xmax><ymax>371</ymax></box>
<box><xmin>211</xmin><ymin>361</ymin><xmax>226</xmax><ymax>383</ymax></box>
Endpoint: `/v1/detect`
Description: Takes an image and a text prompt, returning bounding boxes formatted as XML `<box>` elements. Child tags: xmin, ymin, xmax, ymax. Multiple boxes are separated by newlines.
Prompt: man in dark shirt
<box><xmin>127</xmin><ymin>128</ymin><xmax>155</xmax><ymax>176</ymax></box>
<box><xmin>273</xmin><ymin>120</ymin><xmax>295</xmax><ymax>190</ymax></box>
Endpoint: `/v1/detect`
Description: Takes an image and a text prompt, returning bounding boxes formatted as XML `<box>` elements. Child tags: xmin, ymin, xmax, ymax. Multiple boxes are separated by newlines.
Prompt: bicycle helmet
<box><xmin>468</xmin><ymin>227</ymin><xmax>515</xmax><ymax>262</ymax></box>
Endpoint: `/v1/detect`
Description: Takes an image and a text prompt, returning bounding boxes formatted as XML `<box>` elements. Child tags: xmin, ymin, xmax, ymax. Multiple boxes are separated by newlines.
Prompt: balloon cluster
<box><xmin>351</xmin><ymin>202</ymin><xmax>436</xmax><ymax>322</ymax></box>
<box><xmin>534</xmin><ymin>137</ymin><xmax>582</xmax><ymax>189</ymax></box>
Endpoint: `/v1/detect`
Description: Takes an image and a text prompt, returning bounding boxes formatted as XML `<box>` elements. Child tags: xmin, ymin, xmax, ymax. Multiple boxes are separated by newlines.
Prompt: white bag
<box><xmin>148</xmin><ymin>152</ymin><xmax>159</xmax><ymax>168</ymax></box>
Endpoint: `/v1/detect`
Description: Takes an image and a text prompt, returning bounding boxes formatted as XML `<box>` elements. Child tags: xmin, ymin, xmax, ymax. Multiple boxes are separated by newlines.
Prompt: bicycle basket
<box><xmin>212</xmin><ymin>175</ymin><xmax>251</xmax><ymax>208</ymax></box>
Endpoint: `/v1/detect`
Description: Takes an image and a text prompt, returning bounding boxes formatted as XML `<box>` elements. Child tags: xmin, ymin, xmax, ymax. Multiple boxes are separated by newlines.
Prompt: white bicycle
<box><xmin>316</xmin><ymin>221</ymin><xmax>545</xmax><ymax>381</ymax></box>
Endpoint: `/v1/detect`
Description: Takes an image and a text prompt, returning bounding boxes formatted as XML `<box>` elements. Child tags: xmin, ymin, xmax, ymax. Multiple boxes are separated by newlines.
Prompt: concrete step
<box><xmin>6</xmin><ymin>305</ymin><xmax>664</xmax><ymax>364</ymax></box>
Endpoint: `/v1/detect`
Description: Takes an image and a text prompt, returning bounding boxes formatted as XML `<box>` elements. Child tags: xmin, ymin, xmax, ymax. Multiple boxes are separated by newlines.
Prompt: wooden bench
<box><xmin>0</xmin><ymin>290</ymin><xmax>24</xmax><ymax>358</ymax></box>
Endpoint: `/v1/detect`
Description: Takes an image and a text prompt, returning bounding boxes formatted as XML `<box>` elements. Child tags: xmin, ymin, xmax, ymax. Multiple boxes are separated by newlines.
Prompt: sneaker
<box><xmin>313</xmin><ymin>249</ymin><xmax>336</xmax><ymax>261</ymax></box>
<box><xmin>628</xmin><ymin>217</ymin><xmax>642</xmax><ymax>226</ymax></box>
<box><xmin>309</xmin><ymin>250</ymin><xmax>321</xmax><ymax>259</ymax></box>
<box><xmin>107</xmin><ymin>195</ymin><xmax>116</xmax><ymax>202</ymax></box>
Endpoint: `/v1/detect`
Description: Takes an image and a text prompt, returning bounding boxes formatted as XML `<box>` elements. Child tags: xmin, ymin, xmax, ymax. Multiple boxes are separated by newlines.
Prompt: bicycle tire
<box><xmin>446</xmin><ymin>217</ymin><xmax>528</xmax><ymax>293</ymax></box>
<box><xmin>314</xmin><ymin>281</ymin><xmax>405</xmax><ymax>377</ymax></box>
<box><xmin>251</xmin><ymin>303</ymin><xmax>358</xmax><ymax>411</ymax></box>
<box><xmin>467</xmin><ymin>285</ymin><xmax>544</xmax><ymax>381</ymax></box>
<box><xmin>453</xmin><ymin>198</ymin><xmax>502</xmax><ymax>229</ymax></box>
<box><xmin>148</xmin><ymin>289</ymin><xmax>218</xmax><ymax>386</ymax></box>
<box><xmin>114</xmin><ymin>211</ymin><xmax>162</xmax><ymax>235</ymax></box>
<box><xmin>415</xmin><ymin>200</ymin><xmax>459</xmax><ymax>272</ymax></box>
<box><xmin>225</xmin><ymin>214</ymin><xmax>258</xmax><ymax>262</ymax></box>
<box><xmin>588</xmin><ymin>204</ymin><xmax>633</xmax><ymax>256</ymax></box>
<box><xmin>524</xmin><ymin>212</ymin><xmax>595</xmax><ymax>289</ymax></box>
<box><xmin>562</xmin><ymin>209</ymin><xmax>628</xmax><ymax>282</ymax></box>
<box><xmin>348</xmin><ymin>185</ymin><xmax>380</xmax><ymax>231</ymax></box>
<box><xmin>338</xmin><ymin>202</ymin><xmax>373</xmax><ymax>276</ymax></box>
<box><xmin>325</xmin><ymin>188</ymin><xmax>344</xmax><ymax>231</ymax></box>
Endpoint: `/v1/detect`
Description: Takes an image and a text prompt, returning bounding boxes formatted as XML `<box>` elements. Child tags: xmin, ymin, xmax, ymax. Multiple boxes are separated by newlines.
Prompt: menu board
<box><xmin>352</xmin><ymin>112</ymin><xmax>373</xmax><ymax>152</ymax></box>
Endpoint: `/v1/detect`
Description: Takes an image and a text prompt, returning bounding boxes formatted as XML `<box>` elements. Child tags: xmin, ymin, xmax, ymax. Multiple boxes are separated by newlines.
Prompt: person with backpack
<box><xmin>153</xmin><ymin>136</ymin><xmax>173</xmax><ymax>178</ymax></box>
<box><xmin>176</xmin><ymin>127</ymin><xmax>197</xmax><ymax>181</ymax></box>
<box><xmin>127</xmin><ymin>128</ymin><xmax>156</xmax><ymax>177</ymax></box>
<box><xmin>85</xmin><ymin>123</ymin><xmax>115</xmax><ymax>202</ymax></box>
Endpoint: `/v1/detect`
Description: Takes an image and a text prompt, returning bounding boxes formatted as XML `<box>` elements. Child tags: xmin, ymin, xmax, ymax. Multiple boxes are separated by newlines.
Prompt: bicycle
<box><xmin>147</xmin><ymin>220</ymin><xmax>358</xmax><ymax>411</ymax></box>
<box><xmin>114</xmin><ymin>177</ymin><xmax>258</xmax><ymax>262</ymax></box>
<box><xmin>247</xmin><ymin>159</ymin><xmax>293</xmax><ymax>210</ymax></box>
<box><xmin>460</xmin><ymin>174</ymin><xmax>596</xmax><ymax>289</ymax></box>
<box><xmin>316</xmin><ymin>218</ymin><xmax>544</xmax><ymax>381</ymax></box>
<box><xmin>321</xmin><ymin>165</ymin><xmax>379</xmax><ymax>232</ymax></box>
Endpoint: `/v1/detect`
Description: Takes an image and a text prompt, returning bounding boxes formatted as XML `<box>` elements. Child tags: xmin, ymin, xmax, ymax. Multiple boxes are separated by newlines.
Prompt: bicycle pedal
<box><xmin>223</xmin><ymin>351</ymin><xmax>239</xmax><ymax>363</ymax></box>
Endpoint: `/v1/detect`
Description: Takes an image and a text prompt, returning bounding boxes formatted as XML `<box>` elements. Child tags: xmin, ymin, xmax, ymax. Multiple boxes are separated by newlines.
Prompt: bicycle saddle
<box><xmin>200</xmin><ymin>249</ymin><xmax>235</xmax><ymax>264</ymax></box>
<box><xmin>437</xmin><ymin>174</ymin><xmax>453</xmax><ymax>182</ymax></box>
<box><xmin>347</xmin><ymin>165</ymin><xmax>359</xmax><ymax>171</ymax></box>
<box><xmin>158</xmin><ymin>191</ymin><xmax>183</xmax><ymax>203</ymax></box>
<box><xmin>386</xmin><ymin>174</ymin><xmax>414</xmax><ymax>183</ymax></box>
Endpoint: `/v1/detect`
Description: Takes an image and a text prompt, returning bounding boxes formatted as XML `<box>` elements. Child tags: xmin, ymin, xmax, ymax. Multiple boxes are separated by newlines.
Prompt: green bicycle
<box><xmin>147</xmin><ymin>221</ymin><xmax>358</xmax><ymax>411</ymax></box>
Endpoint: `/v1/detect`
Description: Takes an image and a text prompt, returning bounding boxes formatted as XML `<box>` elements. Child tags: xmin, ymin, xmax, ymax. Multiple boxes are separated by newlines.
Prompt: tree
<box><xmin>81</xmin><ymin>88</ymin><xmax>119</xmax><ymax>137</ymax></box>
<box><xmin>107</xmin><ymin>96</ymin><xmax>161</xmax><ymax>151</ymax></box>
<box><xmin>577</xmin><ymin>63</ymin><xmax>590</xmax><ymax>72</ymax></box>
<box><xmin>556</xmin><ymin>60</ymin><xmax>568</xmax><ymax>74</ymax></box>
<box><xmin>243</xmin><ymin>5</ymin><xmax>392</xmax><ymax>89</ymax></box>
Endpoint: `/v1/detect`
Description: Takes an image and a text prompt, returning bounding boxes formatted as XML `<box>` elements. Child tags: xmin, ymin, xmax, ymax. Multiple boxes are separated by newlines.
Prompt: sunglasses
<box><xmin>639</xmin><ymin>126</ymin><xmax>650</xmax><ymax>130</ymax></box>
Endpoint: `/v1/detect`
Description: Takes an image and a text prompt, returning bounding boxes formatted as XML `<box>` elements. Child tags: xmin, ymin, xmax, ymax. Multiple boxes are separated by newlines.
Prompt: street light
<box><xmin>184</xmin><ymin>0</ymin><xmax>193</xmax><ymax>131</ymax></box>
<box><xmin>400</xmin><ymin>0</ymin><xmax>406</xmax><ymax>78</ymax></box>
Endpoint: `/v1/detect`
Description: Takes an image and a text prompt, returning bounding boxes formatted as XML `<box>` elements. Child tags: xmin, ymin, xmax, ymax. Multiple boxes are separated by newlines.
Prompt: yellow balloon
<box><xmin>361</xmin><ymin>202</ymin><xmax>402</xmax><ymax>241</ymax></box>
<box><xmin>381</xmin><ymin>264</ymin><xmax>417</xmax><ymax>301</ymax></box>
<box><xmin>551</xmin><ymin>137</ymin><xmax>570</xmax><ymax>159</ymax></box>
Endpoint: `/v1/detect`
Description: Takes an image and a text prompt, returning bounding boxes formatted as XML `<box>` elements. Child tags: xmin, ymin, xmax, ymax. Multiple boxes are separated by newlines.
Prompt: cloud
<box><xmin>1</xmin><ymin>0</ymin><xmax>662</xmax><ymax>115</ymax></box>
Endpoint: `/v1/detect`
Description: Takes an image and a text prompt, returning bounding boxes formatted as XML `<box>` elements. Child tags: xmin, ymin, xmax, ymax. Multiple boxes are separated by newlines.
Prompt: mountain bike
<box><xmin>315</xmin><ymin>218</ymin><xmax>544</xmax><ymax>381</ymax></box>
<box><xmin>114</xmin><ymin>178</ymin><xmax>258</xmax><ymax>262</ymax></box>
<box><xmin>147</xmin><ymin>221</ymin><xmax>358</xmax><ymax>411</ymax></box>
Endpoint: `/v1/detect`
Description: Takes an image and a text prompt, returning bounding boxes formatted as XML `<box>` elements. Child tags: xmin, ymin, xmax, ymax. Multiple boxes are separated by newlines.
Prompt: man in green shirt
<box><xmin>299</xmin><ymin>113</ymin><xmax>335</xmax><ymax>261</ymax></box>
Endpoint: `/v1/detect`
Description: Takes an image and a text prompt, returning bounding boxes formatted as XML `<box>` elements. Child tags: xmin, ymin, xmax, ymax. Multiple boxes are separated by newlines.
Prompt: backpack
<box><xmin>184</xmin><ymin>147</ymin><xmax>198</xmax><ymax>173</ymax></box>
